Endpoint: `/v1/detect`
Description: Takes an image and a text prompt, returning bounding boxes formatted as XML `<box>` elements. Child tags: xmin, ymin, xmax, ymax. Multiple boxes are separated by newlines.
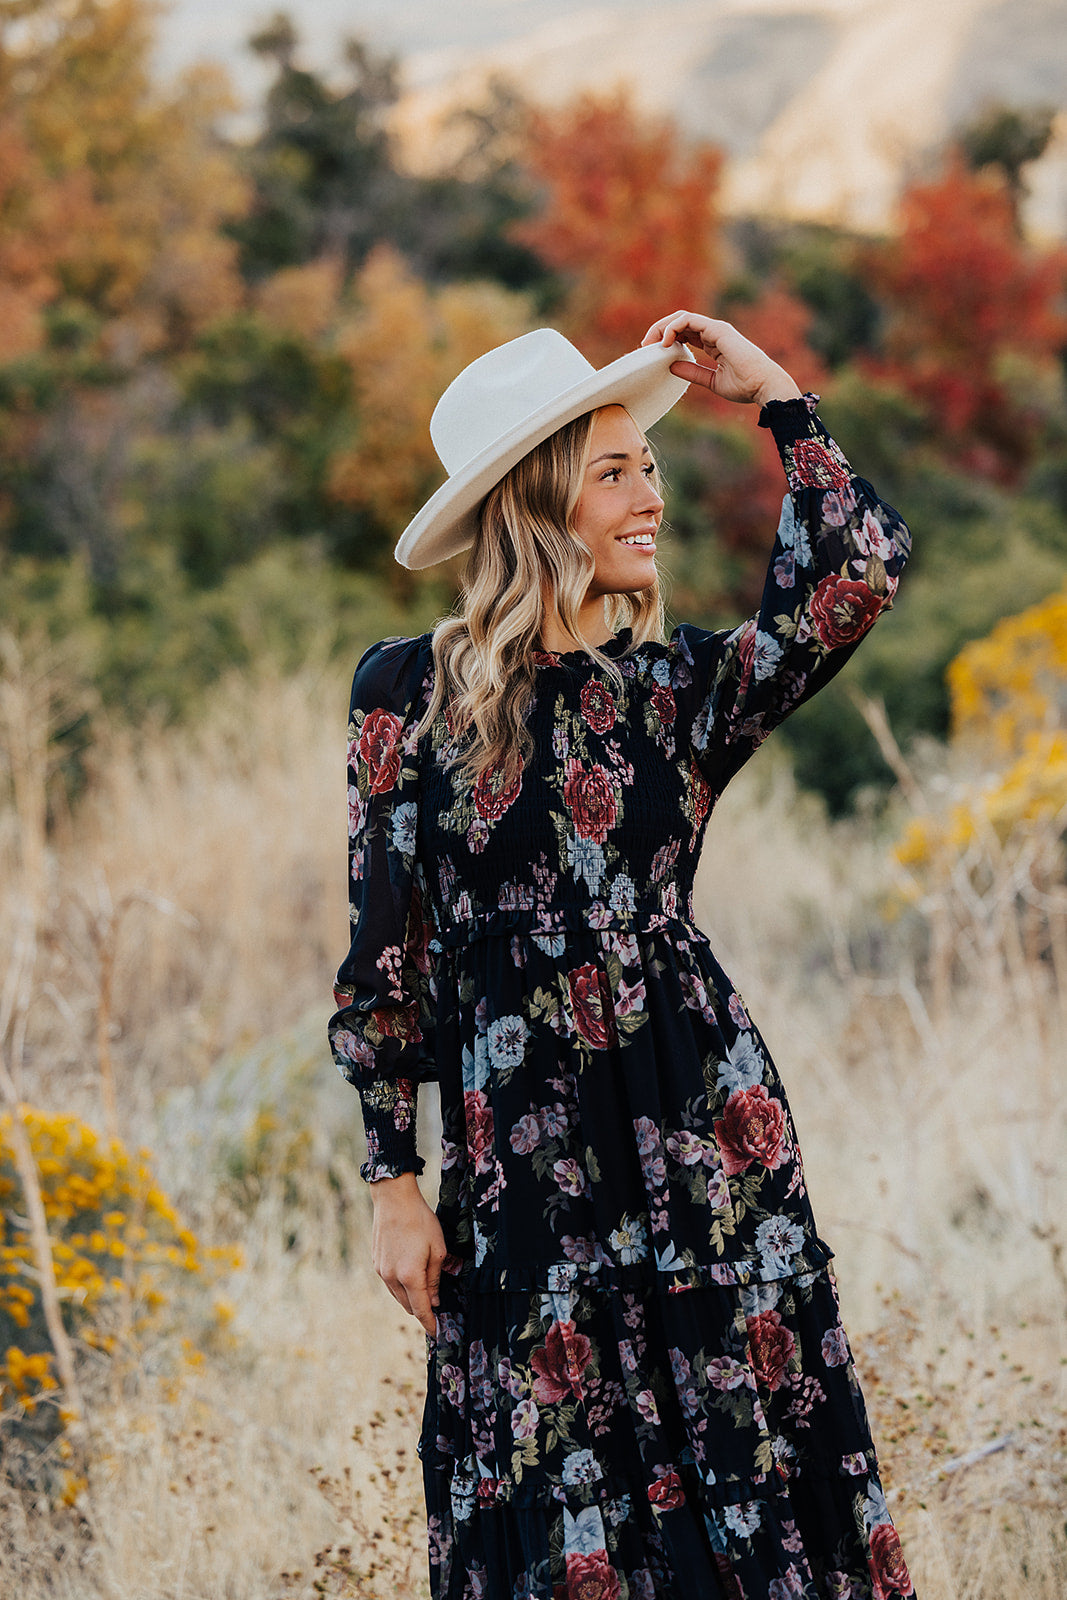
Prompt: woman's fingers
<box><xmin>670</xmin><ymin>357</ymin><xmax>718</xmax><ymax>390</ymax></box>
<box><xmin>642</xmin><ymin>310</ymin><xmax>731</xmax><ymax>353</ymax></box>
<box><xmin>641</xmin><ymin>310</ymin><xmax>688</xmax><ymax>346</ymax></box>
<box><xmin>403</xmin><ymin>1278</ymin><xmax>438</xmax><ymax>1337</ymax></box>
<box><xmin>375</xmin><ymin>1230</ymin><xmax>448</xmax><ymax>1337</ymax></box>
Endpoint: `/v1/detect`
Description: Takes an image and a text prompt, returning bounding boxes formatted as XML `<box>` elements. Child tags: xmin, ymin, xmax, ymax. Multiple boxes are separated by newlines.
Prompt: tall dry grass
<box><xmin>0</xmin><ymin>631</ymin><xmax>1063</xmax><ymax>1597</ymax></box>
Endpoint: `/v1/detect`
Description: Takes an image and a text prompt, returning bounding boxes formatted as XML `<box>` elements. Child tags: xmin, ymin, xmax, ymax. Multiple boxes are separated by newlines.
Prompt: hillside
<box><xmin>391</xmin><ymin>0</ymin><xmax>1067</xmax><ymax>233</ymax></box>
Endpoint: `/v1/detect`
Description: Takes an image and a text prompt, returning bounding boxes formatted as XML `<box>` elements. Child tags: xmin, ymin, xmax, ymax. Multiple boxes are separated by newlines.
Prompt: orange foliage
<box><xmin>0</xmin><ymin>116</ymin><xmax>94</xmax><ymax>360</ymax></box>
<box><xmin>0</xmin><ymin>0</ymin><xmax>249</xmax><ymax>355</ymax></box>
<box><xmin>255</xmin><ymin>257</ymin><xmax>345</xmax><ymax>341</ymax></box>
<box><xmin>861</xmin><ymin>157</ymin><xmax>1067</xmax><ymax>479</ymax></box>
<box><xmin>514</xmin><ymin>89</ymin><xmax>723</xmax><ymax>363</ymax></box>
<box><xmin>329</xmin><ymin>247</ymin><xmax>531</xmax><ymax>546</ymax></box>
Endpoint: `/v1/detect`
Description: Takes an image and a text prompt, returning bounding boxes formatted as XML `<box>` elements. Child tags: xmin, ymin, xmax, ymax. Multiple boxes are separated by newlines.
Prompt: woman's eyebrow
<box><xmin>590</xmin><ymin>447</ymin><xmax>652</xmax><ymax>465</ymax></box>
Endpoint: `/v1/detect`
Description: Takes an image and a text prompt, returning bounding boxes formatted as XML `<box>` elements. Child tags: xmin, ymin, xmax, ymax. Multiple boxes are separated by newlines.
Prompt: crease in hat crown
<box><xmin>394</xmin><ymin>327</ymin><xmax>690</xmax><ymax>570</ymax></box>
<box><xmin>431</xmin><ymin>330</ymin><xmax>596</xmax><ymax>475</ymax></box>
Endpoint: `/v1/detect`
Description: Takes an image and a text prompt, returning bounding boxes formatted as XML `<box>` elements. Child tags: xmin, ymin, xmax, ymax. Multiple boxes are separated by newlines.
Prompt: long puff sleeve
<box><xmin>670</xmin><ymin>393</ymin><xmax>912</xmax><ymax>793</ymax></box>
<box><xmin>327</xmin><ymin>634</ymin><xmax>438</xmax><ymax>1182</ymax></box>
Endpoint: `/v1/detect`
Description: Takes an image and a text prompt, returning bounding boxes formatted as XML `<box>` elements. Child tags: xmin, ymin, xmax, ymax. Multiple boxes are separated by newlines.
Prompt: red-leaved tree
<box><xmin>513</xmin><ymin>89</ymin><xmax>723</xmax><ymax>365</ymax></box>
<box><xmin>861</xmin><ymin>156</ymin><xmax>1067</xmax><ymax>481</ymax></box>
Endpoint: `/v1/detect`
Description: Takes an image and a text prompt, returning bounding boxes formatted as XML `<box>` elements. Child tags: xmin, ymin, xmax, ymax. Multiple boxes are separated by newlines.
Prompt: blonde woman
<box><xmin>329</xmin><ymin>312</ymin><xmax>916</xmax><ymax>1600</ymax></box>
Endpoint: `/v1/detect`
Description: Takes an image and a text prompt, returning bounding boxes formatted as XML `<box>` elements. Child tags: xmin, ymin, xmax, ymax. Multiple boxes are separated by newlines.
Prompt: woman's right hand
<box><xmin>641</xmin><ymin>311</ymin><xmax>802</xmax><ymax>408</ymax></box>
<box><xmin>369</xmin><ymin>1171</ymin><xmax>448</xmax><ymax>1337</ymax></box>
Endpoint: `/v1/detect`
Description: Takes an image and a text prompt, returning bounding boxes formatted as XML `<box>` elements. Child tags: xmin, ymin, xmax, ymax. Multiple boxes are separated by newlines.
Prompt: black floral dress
<box><xmin>328</xmin><ymin>395</ymin><xmax>917</xmax><ymax>1600</ymax></box>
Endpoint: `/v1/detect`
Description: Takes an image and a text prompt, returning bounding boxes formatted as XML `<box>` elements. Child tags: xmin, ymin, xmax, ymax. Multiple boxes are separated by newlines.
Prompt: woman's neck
<box><xmin>539</xmin><ymin>604</ymin><xmax>614</xmax><ymax>653</ymax></box>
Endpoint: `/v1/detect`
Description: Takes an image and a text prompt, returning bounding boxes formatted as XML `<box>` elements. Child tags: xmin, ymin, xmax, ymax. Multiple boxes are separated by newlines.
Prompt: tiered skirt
<box><xmin>419</xmin><ymin>1255</ymin><xmax>915</xmax><ymax>1599</ymax></box>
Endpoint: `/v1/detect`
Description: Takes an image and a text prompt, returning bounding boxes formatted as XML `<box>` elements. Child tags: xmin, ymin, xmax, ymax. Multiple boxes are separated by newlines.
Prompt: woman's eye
<box><xmin>600</xmin><ymin>468</ymin><xmax>621</xmax><ymax>482</ymax></box>
<box><xmin>642</xmin><ymin>463</ymin><xmax>655</xmax><ymax>477</ymax></box>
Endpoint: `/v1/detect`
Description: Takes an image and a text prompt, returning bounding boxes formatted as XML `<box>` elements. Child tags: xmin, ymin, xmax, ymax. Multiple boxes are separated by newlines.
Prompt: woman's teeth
<box><xmin>619</xmin><ymin>534</ymin><xmax>655</xmax><ymax>546</ymax></box>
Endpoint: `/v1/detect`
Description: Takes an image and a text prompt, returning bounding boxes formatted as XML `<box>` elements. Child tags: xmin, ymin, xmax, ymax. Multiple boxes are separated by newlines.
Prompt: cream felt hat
<box><xmin>393</xmin><ymin>329</ymin><xmax>691</xmax><ymax>570</ymax></box>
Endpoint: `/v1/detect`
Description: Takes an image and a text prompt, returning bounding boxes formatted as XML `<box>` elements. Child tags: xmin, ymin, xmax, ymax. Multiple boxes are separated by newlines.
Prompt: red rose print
<box><xmin>746</xmin><ymin>1308</ymin><xmax>796</xmax><ymax>1393</ymax></box>
<box><xmin>473</xmin><ymin>756</ymin><xmax>523</xmax><ymax>822</ymax></box>
<box><xmin>807</xmin><ymin>574</ymin><xmax>884</xmax><ymax>650</ymax></box>
<box><xmin>405</xmin><ymin>882</ymin><xmax>432</xmax><ymax>974</ymax></box>
<box><xmin>580</xmin><ymin>679</ymin><xmax>617</xmax><ymax>734</ymax></box>
<box><xmin>359</xmin><ymin>707</ymin><xmax>404</xmax><ymax>794</ymax></box>
<box><xmin>569</xmin><ymin>962</ymin><xmax>618</xmax><ymax>1051</ymax></box>
<box><xmin>564</xmin><ymin>1549</ymin><xmax>621</xmax><ymax>1600</ymax></box>
<box><xmin>651</xmin><ymin>683</ymin><xmax>676</xmax><ymax>726</ymax></box>
<box><xmin>563</xmin><ymin>759</ymin><xmax>618</xmax><ymax>843</ymax></box>
<box><xmin>869</xmin><ymin>1522</ymin><xmax>914</xmax><ymax>1599</ymax></box>
<box><xmin>713</xmin><ymin>1551</ymin><xmax>744</xmax><ymax>1600</ymax></box>
<box><xmin>789</xmin><ymin>438</ymin><xmax>851</xmax><ymax>490</ymax></box>
<box><xmin>372</xmin><ymin>999</ymin><xmax>421</xmax><ymax>1044</ymax></box>
<box><xmin>647</xmin><ymin>1466</ymin><xmax>685</xmax><ymax>1511</ymax></box>
<box><xmin>714</xmin><ymin>1085</ymin><xmax>788</xmax><ymax>1176</ymax></box>
<box><xmin>530</xmin><ymin>1318</ymin><xmax>593</xmax><ymax>1403</ymax></box>
<box><xmin>736</xmin><ymin>617</ymin><xmax>757</xmax><ymax>683</ymax></box>
<box><xmin>689</xmin><ymin>761</ymin><xmax>712</xmax><ymax>829</ymax></box>
<box><xmin>463</xmin><ymin>1089</ymin><xmax>495</xmax><ymax>1176</ymax></box>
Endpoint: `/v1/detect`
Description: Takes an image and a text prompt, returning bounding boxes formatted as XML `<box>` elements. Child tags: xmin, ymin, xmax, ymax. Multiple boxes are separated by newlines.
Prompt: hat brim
<box><xmin>393</xmin><ymin>340</ymin><xmax>692</xmax><ymax>570</ymax></box>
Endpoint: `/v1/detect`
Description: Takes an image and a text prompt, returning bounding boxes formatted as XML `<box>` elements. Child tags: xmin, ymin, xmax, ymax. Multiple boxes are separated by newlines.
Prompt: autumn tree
<box><xmin>861</xmin><ymin>157</ymin><xmax>1067</xmax><ymax>481</ymax></box>
<box><xmin>327</xmin><ymin>246</ymin><xmax>531</xmax><ymax>581</ymax></box>
<box><xmin>0</xmin><ymin>118</ymin><xmax>94</xmax><ymax>363</ymax></box>
<box><xmin>514</xmin><ymin>89</ymin><xmax>723</xmax><ymax>364</ymax></box>
<box><xmin>0</xmin><ymin>0</ymin><xmax>248</xmax><ymax>354</ymax></box>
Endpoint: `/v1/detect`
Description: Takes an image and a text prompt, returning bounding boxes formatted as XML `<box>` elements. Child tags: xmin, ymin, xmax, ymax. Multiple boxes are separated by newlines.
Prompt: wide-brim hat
<box><xmin>393</xmin><ymin>328</ymin><xmax>691</xmax><ymax>570</ymax></box>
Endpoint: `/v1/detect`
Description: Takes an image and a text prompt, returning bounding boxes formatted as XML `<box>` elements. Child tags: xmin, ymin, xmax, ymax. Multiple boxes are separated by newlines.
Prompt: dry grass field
<box><xmin>0</xmin><ymin>637</ymin><xmax>1063</xmax><ymax>1598</ymax></box>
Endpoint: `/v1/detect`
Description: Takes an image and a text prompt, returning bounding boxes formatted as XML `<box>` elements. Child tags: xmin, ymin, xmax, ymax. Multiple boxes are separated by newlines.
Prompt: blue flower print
<box><xmin>488</xmin><ymin>1014</ymin><xmax>529</xmax><ymax>1080</ymax></box>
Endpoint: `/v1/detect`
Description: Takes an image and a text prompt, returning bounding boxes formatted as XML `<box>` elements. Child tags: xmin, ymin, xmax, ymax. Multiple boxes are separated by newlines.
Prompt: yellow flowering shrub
<box><xmin>948</xmin><ymin>587</ymin><xmax>1067</xmax><ymax>756</ymax></box>
<box><xmin>894</xmin><ymin>585</ymin><xmax>1067</xmax><ymax>876</ymax></box>
<box><xmin>0</xmin><ymin>1108</ymin><xmax>240</xmax><ymax>1427</ymax></box>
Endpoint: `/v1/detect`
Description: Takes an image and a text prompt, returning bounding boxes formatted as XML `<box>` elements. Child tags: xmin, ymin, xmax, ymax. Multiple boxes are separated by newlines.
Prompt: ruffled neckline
<box><xmin>533</xmin><ymin>627</ymin><xmax>634</xmax><ymax>667</ymax></box>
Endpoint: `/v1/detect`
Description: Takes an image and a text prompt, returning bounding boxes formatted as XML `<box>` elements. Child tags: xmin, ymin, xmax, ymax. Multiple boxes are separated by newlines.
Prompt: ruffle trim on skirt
<box><xmin>443</xmin><ymin>1234</ymin><xmax>835</xmax><ymax>1294</ymax></box>
<box><xmin>422</xmin><ymin>1451</ymin><xmax>916</xmax><ymax>1600</ymax></box>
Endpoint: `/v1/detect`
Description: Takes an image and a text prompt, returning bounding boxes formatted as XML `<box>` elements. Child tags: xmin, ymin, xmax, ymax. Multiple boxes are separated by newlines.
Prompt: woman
<box><xmin>328</xmin><ymin>311</ymin><xmax>916</xmax><ymax>1600</ymax></box>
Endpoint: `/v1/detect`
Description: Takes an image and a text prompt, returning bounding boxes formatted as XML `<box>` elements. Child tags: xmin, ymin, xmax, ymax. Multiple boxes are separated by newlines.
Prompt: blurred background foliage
<box><xmin>0</xmin><ymin>2</ymin><xmax>1065</xmax><ymax>812</ymax></box>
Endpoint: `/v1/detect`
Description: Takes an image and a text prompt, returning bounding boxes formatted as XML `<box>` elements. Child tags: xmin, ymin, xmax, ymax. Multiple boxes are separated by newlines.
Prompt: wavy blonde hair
<box><xmin>414</xmin><ymin>406</ymin><xmax>667</xmax><ymax>787</ymax></box>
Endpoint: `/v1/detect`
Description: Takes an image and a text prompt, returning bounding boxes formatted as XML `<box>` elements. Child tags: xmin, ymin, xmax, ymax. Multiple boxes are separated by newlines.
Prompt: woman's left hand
<box><xmin>641</xmin><ymin>311</ymin><xmax>802</xmax><ymax>407</ymax></box>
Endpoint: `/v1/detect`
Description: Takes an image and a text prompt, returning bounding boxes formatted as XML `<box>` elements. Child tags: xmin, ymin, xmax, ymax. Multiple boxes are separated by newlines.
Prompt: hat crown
<box><xmin>431</xmin><ymin>329</ymin><xmax>596</xmax><ymax>474</ymax></box>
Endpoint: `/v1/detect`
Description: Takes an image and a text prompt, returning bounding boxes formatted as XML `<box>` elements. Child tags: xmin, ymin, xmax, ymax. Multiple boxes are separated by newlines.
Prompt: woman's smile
<box><xmin>572</xmin><ymin>404</ymin><xmax>664</xmax><ymax>582</ymax></box>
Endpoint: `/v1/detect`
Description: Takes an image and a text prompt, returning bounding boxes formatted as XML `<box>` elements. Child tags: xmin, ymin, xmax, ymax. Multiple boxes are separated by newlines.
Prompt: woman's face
<box><xmin>572</xmin><ymin>406</ymin><xmax>664</xmax><ymax>596</ymax></box>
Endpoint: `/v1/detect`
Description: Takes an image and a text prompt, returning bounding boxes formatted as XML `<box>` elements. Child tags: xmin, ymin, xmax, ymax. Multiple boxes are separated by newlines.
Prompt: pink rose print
<box><xmin>464</xmin><ymin>1089</ymin><xmax>495</xmax><ymax>1176</ymax></box>
<box><xmin>706</xmin><ymin>1357</ymin><xmax>749</xmax><ymax>1392</ymax></box>
<box><xmin>511</xmin><ymin>1397</ymin><xmax>539</xmax><ymax>1439</ymax></box>
<box><xmin>634</xmin><ymin>1388</ymin><xmax>660</xmax><ymax>1424</ymax></box>
<box><xmin>821</xmin><ymin>1325</ymin><xmax>849</xmax><ymax>1367</ymax></box>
